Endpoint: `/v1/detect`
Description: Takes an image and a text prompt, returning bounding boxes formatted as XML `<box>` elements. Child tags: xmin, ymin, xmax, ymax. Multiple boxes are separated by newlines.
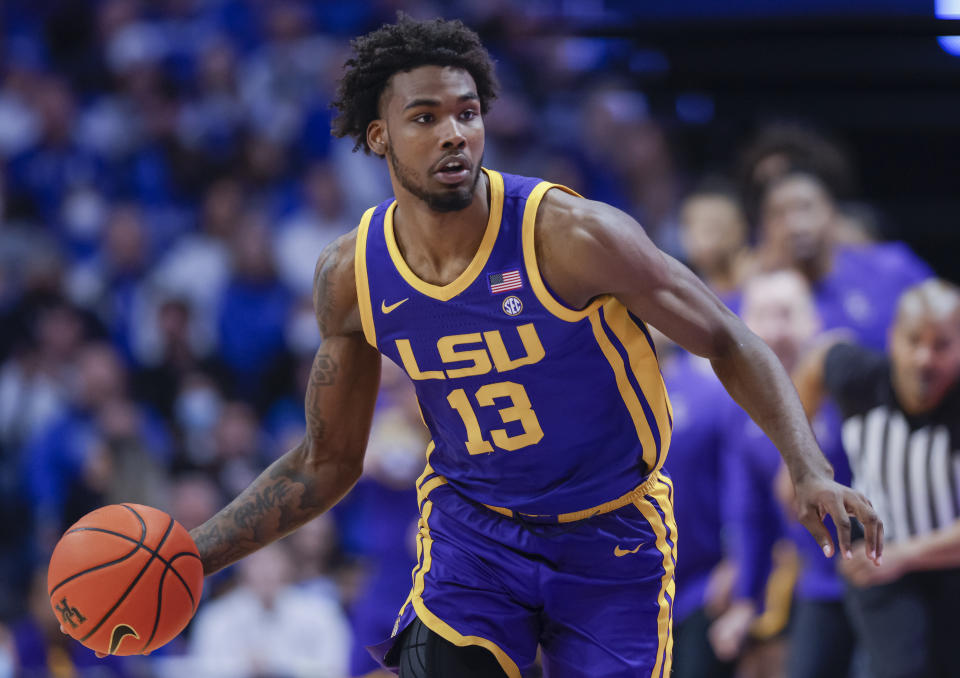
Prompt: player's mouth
<box><xmin>433</xmin><ymin>155</ymin><xmax>471</xmax><ymax>185</ymax></box>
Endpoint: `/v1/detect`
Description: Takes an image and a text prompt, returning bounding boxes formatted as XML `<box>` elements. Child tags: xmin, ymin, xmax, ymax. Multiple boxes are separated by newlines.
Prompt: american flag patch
<box><xmin>488</xmin><ymin>269</ymin><xmax>523</xmax><ymax>294</ymax></box>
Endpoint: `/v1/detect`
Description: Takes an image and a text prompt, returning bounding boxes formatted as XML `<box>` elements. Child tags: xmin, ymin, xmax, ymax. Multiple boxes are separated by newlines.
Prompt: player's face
<box><xmin>890</xmin><ymin>311</ymin><xmax>960</xmax><ymax>412</ymax></box>
<box><xmin>377</xmin><ymin>65</ymin><xmax>484</xmax><ymax>212</ymax></box>
<box><xmin>761</xmin><ymin>175</ymin><xmax>835</xmax><ymax>266</ymax></box>
<box><xmin>742</xmin><ymin>273</ymin><xmax>819</xmax><ymax>371</ymax></box>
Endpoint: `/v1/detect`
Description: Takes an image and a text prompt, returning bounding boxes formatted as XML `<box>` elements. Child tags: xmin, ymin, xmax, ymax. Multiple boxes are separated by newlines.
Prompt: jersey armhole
<box><xmin>354</xmin><ymin>206</ymin><xmax>378</xmax><ymax>349</ymax></box>
<box><xmin>521</xmin><ymin>181</ymin><xmax>609</xmax><ymax>322</ymax></box>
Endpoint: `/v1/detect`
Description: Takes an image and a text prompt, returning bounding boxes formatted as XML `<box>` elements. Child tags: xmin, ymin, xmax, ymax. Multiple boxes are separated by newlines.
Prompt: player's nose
<box><xmin>439</xmin><ymin>116</ymin><xmax>467</xmax><ymax>149</ymax></box>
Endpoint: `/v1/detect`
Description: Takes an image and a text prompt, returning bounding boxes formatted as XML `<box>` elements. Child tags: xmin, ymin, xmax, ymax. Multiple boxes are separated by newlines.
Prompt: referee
<box><xmin>796</xmin><ymin>279</ymin><xmax>960</xmax><ymax>678</ymax></box>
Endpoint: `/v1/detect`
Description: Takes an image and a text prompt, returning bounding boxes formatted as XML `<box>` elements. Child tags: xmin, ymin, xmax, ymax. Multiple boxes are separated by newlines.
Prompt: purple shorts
<box><xmin>370</xmin><ymin>470</ymin><xmax>677</xmax><ymax>678</ymax></box>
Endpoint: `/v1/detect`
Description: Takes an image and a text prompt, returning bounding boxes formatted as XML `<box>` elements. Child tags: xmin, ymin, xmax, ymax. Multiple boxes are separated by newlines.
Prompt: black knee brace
<box><xmin>397</xmin><ymin>618</ymin><xmax>509</xmax><ymax>678</ymax></box>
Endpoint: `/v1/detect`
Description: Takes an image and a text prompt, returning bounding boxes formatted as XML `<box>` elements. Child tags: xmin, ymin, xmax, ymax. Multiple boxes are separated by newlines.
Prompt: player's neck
<box><xmin>391</xmin><ymin>173</ymin><xmax>491</xmax><ymax>286</ymax></box>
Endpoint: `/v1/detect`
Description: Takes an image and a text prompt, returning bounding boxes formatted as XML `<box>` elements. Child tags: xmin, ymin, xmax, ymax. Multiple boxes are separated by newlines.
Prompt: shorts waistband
<box><xmin>481</xmin><ymin>469</ymin><xmax>665</xmax><ymax>524</ymax></box>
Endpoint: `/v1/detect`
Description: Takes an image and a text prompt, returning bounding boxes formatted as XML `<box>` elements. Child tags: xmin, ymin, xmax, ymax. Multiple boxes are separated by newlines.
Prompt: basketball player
<box><xmin>187</xmin><ymin>17</ymin><xmax>882</xmax><ymax>677</ymax></box>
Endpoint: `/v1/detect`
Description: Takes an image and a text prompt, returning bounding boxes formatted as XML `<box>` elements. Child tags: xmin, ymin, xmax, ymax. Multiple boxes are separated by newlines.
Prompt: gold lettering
<box><xmin>395</xmin><ymin>339</ymin><xmax>445</xmax><ymax>380</ymax></box>
<box><xmin>438</xmin><ymin>333</ymin><xmax>492</xmax><ymax>379</ymax></box>
<box><xmin>484</xmin><ymin>324</ymin><xmax>545</xmax><ymax>373</ymax></box>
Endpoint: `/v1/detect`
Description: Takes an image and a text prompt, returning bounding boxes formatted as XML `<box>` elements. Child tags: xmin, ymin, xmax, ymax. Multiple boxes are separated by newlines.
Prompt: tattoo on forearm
<box><xmin>267</xmin><ymin>458</ymin><xmax>326</xmax><ymax>534</ymax></box>
<box><xmin>232</xmin><ymin>481</ymin><xmax>293</xmax><ymax>533</ymax></box>
<box><xmin>191</xmin><ymin>449</ymin><xmax>328</xmax><ymax>575</ymax></box>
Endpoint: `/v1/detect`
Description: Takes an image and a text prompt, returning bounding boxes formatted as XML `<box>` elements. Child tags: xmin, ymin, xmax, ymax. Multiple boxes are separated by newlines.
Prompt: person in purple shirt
<box><xmin>757</xmin><ymin>168</ymin><xmax>932</xmax><ymax>351</ymax></box>
<box><xmin>757</xmin><ymin>167</ymin><xmax>933</xmax><ymax>678</ymax></box>
<box><xmin>711</xmin><ymin>270</ymin><xmax>859</xmax><ymax>678</ymax></box>
<box><xmin>708</xmin><ymin>271</ymin><xmax>812</xmax><ymax>672</ymax></box>
<box><xmin>660</xmin><ymin>339</ymin><xmax>737</xmax><ymax>678</ymax></box>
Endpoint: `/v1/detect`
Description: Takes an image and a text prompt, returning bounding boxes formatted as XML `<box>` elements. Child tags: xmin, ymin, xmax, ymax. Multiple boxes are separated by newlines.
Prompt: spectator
<box><xmin>757</xmin><ymin>169</ymin><xmax>932</xmax><ymax>350</ymax></box>
<box><xmin>150</xmin><ymin>178</ymin><xmax>244</xmax><ymax>351</ymax></box>
<box><xmin>23</xmin><ymin>342</ymin><xmax>171</xmax><ymax>543</ymax></box>
<box><xmin>708</xmin><ymin>271</ymin><xmax>815</xmax><ymax>677</ymax></box>
<box><xmin>275</xmin><ymin>160</ymin><xmax>352</xmax><ymax>296</ymax></box>
<box><xmin>9</xmin><ymin>571</ymin><xmax>137</xmax><ymax>677</ymax></box>
<box><xmin>738</xmin><ymin>122</ymin><xmax>856</xmax><ymax>228</ymax></box>
<box><xmin>712</xmin><ymin>271</ymin><xmax>857</xmax><ymax>678</ymax></box>
<box><xmin>678</xmin><ymin>178</ymin><xmax>753</xmax><ymax>306</ymax></box>
<box><xmin>132</xmin><ymin>296</ymin><xmax>230</xmax><ymax>421</ymax></box>
<box><xmin>5</xmin><ymin>77</ymin><xmax>107</xmax><ymax>227</ymax></box>
<box><xmin>217</xmin><ymin>217</ymin><xmax>292</xmax><ymax>403</ymax></box>
<box><xmin>660</xmin><ymin>337</ymin><xmax>737</xmax><ymax>678</ymax></box>
<box><xmin>188</xmin><ymin>543</ymin><xmax>351</xmax><ymax>678</ymax></box>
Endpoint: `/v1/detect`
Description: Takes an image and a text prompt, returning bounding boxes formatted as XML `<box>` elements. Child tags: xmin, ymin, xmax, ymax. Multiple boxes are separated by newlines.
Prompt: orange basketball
<box><xmin>47</xmin><ymin>503</ymin><xmax>204</xmax><ymax>656</ymax></box>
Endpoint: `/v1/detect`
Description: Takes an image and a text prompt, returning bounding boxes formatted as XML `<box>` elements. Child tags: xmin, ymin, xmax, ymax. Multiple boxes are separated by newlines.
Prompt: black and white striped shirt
<box><xmin>825</xmin><ymin>343</ymin><xmax>960</xmax><ymax>544</ymax></box>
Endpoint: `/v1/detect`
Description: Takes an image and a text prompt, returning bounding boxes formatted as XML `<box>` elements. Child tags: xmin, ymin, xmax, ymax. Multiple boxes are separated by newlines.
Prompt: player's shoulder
<box><xmin>535</xmin><ymin>186</ymin><xmax>647</xmax><ymax>254</ymax></box>
<box><xmin>313</xmin><ymin>228</ymin><xmax>362</xmax><ymax>338</ymax></box>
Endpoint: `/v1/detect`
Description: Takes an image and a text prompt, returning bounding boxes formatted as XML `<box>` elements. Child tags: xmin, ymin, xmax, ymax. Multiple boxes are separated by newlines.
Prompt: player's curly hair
<box><xmin>331</xmin><ymin>14</ymin><xmax>499</xmax><ymax>154</ymax></box>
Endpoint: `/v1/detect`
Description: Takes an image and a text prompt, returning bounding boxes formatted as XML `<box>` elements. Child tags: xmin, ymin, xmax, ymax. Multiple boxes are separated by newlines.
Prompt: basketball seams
<box><xmin>49</xmin><ymin>527</ymin><xmax>147</xmax><ymax>597</ymax></box>
<box><xmin>79</xmin><ymin>515</ymin><xmax>175</xmax><ymax>643</ymax></box>
<box><xmin>141</xmin><ymin>552</ymin><xmax>201</xmax><ymax>654</ymax></box>
<box><xmin>50</xmin><ymin>505</ymin><xmax>148</xmax><ymax>597</ymax></box>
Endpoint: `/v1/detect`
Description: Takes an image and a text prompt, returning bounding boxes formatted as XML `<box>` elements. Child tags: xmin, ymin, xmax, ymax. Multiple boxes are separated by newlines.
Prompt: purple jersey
<box><xmin>814</xmin><ymin>242</ymin><xmax>932</xmax><ymax>350</ymax></box>
<box><xmin>356</xmin><ymin>169</ymin><xmax>672</xmax><ymax>516</ymax></box>
<box><xmin>661</xmin><ymin>351</ymin><xmax>731</xmax><ymax>623</ymax></box>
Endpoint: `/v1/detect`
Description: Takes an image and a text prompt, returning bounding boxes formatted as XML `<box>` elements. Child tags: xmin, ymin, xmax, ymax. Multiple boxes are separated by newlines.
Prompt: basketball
<box><xmin>47</xmin><ymin>504</ymin><xmax>204</xmax><ymax>656</ymax></box>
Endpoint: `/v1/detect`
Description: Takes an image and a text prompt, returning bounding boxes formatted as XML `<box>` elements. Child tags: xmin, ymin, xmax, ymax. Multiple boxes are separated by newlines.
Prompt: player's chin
<box><xmin>426</xmin><ymin>184</ymin><xmax>474</xmax><ymax>212</ymax></box>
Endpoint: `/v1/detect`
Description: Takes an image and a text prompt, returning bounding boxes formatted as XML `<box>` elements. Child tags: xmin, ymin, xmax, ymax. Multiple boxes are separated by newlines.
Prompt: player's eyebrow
<box><xmin>403</xmin><ymin>93</ymin><xmax>479</xmax><ymax>111</ymax></box>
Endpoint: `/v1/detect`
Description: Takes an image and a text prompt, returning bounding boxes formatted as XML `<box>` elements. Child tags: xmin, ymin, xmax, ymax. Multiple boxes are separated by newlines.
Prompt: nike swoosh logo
<box><xmin>381</xmin><ymin>298</ymin><xmax>409</xmax><ymax>314</ymax></box>
<box><xmin>614</xmin><ymin>544</ymin><xmax>643</xmax><ymax>557</ymax></box>
<box><xmin>109</xmin><ymin>623</ymin><xmax>139</xmax><ymax>654</ymax></box>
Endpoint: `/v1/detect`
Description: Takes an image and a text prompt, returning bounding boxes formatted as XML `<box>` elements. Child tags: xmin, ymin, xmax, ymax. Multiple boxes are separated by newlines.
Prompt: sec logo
<box><xmin>502</xmin><ymin>295</ymin><xmax>523</xmax><ymax>316</ymax></box>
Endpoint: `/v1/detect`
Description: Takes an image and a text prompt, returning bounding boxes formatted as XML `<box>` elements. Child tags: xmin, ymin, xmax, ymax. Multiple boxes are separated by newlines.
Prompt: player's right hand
<box><xmin>793</xmin><ymin>473</ymin><xmax>884</xmax><ymax>565</ymax></box>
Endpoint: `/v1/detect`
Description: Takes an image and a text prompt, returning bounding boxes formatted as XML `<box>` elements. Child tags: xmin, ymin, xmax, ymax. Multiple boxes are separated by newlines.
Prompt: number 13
<box><xmin>447</xmin><ymin>381</ymin><xmax>544</xmax><ymax>454</ymax></box>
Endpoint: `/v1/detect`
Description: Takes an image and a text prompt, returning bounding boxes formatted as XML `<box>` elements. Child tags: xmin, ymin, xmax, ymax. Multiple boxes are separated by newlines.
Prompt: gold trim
<box><xmin>602</xmin><ymin>299</ymin><xmax>673</xmax><ymax>470</ymax></box>
<box><xmin>384</xmin><ymin>169</ymin><xmax>504</xmax><ymax>301</ymax></box>
<box><xmin>400</xmin><ymin>441</ymin><xmax>438</xmax><ymax>620</ymax></box>
<box><xmin>589</xmin><ymin>307</ymin><xmax>660</xmax><ymax>471</ymax></box>
<box><xmin>482</xmin><ymin>468</ymin><xmax>667</xmax><ymax>523</ymax></box>
<box><xmin>412</xmin><ymin>496</ymin><xmax>523</xmax><ymax>678</ymax></box>
<box><xmin>353</xmin><ymin>207</ymin><xmax>378</xmax><ymax>349</ymax></box>
<box><xmin>520</xmin><ymin>181</ymin><xmax>608</xmax><ymax>322</ymax></box>
<box><xmin>633</xmin><ymin>481</ymin><xmax>676</xmax><ymax>678</ymax></box>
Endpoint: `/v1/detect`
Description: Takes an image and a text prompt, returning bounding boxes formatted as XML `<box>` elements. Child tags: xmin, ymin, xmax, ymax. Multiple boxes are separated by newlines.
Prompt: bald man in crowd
<box><xmin>795</xmin><ymin>279</ymin><xmax>960</xmax><ymax>678</ymax></box>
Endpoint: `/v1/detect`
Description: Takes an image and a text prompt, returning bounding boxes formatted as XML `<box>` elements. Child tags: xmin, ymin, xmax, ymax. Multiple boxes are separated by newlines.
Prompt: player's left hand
<box><xmin>840</xmin><ymin>540</ymin><xmax>908</xmax><ymax>587</ymax></box>
<box><xmin>793</xmin><ymin>474</ymin><xmax>883</xmax><ymax>566</ymax></box>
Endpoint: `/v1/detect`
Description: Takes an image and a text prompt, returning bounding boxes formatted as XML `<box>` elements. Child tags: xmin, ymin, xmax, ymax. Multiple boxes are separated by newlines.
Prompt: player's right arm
<box><xmin>189</xmin><ymin>232</ymin><xmax>381</xmax><ymax>575</ymax></box>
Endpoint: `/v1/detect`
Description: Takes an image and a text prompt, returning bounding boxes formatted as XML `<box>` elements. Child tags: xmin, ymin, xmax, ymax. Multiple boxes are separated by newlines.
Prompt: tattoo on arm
<box><xmin>190</xmin><ymin>448</ymin><xmax>329</xmax><ymax>575</ymax></box>
<box><xmin>305</xmin><ymin>346</ymin><xmax>337</xmax><ymax>447</ymax></box>
<box><xmin>190</xmin><ymin>236</ymin><xmax>367</xmax><ymax>577</ymax></box>
<box><xmin>190</xmin><ymin>347</ymin><xmax>344</xmax><ymax>575</ymax></box>
<box><xmin>312</xmin><ymin>238</ymin><xmax>343</xmax><ymax>338</ymax></box>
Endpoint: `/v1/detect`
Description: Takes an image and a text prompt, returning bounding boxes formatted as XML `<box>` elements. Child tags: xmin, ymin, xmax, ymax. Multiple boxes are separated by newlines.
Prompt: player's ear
<box><xmin>367</xmin><ymin>119</ymin><xmax>387</xmax><ymax>157</ymax></box>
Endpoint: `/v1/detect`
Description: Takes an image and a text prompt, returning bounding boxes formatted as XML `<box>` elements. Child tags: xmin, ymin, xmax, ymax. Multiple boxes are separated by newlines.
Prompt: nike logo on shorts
<box><xmin>614</xmin><ymin>544</ymin><xmax>643</xmax><ymax>557</ymax></box>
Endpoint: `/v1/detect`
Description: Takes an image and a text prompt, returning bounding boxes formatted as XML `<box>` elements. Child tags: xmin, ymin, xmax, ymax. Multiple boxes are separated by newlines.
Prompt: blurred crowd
<box><xmin>0</xmin><ymin>2</ymin><xmax>946</xmax><ymax>678</ymax></box>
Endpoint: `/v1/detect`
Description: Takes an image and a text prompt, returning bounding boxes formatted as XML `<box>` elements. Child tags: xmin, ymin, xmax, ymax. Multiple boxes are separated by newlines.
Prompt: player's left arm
<box><xmin>535</xmin><ymin>189</ymin><xmax>882</xmax><ymax>564</ymax></box>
